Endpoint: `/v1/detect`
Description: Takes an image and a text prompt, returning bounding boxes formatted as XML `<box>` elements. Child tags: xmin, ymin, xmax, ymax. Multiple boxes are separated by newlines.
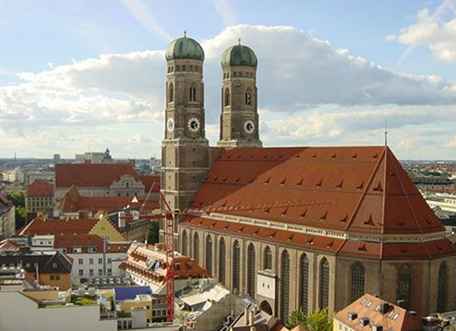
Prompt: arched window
<box><xmin>189</xmin><ymin>85</ymin><xmax>197</xmax><ymax>102</ymax></box>
<box><xmin>280</xmin><ymin>250</ymin><xmax>290</xmax><ymax>322</ymax></box>
<box><xmin>351</xmin><ymin>262</ymin><xmax>365</xmax><ymax>302</ymax></box>
<box><xmin>205</xmin><ymin>235</ymin><xmax>213</xmax><ymax>276</ymax></box>
<box><xmin>396</xmin><ymin>264</ymin><xmax>412</xmax><ymax>309</ymax></box>
<box><xmin>193</xmin><ymin>232</ymin><xmax>200</xmax><ymax>265</ymax></box>
<box><xmin>232</xmin><ymin>240</ymin><xmax>241</xmax><ymax>294</ymax></box>
<box><xmin>168</xmin><ymin>82</ymin><xmax>174</xmax><ymax>102</ymax></box>
<box><xmin>219</xmin><ymin>238</ymin><xmax>226</xmax><ymax>285</ymax></box>
<box><xmin>224</xmin><ymin>88</ymin><xmax>230</xmax><ymax>106</ymax></box>
<box><xmin>299</xmin><ymin>254</ymin><xmax>309</xmax><ymax>314</ymax></box>
<box><xmin>319</xmin><ymin>258</ymin><xmax>329</xmax><ymax>309</ymax></box>
<box><xmin>247</xmin><ymin>243</ymin><xmax>256</xmax><ymax>298</ymax></box>
<box><xmin>181</xmin><ymin>230</ymin><xmax>188</xmax><ymax>256</ymax></box>
<box><xmin>263</xmin><ymin>246</ymin><xmax>272</xmax><ymax>270</ymax></box>
<box><xmin>437</xmin><ymin>262</ymin><xmax>448</xmax><ymax>312</ymax></box>
<box><xmin>245</xmin><ymin>89</ymin><xmax>252</xmax><ymax>105</ymax></box>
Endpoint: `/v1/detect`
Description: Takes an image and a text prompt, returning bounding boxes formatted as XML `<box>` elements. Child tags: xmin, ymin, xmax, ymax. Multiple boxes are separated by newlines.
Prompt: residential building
<box><xmin>0</xmin><ymin>250</ymin><xmax>73</xmax><ymax>289</ymax></box>
<box><xmin>0</xmin><ymin>194</ymin><xmax>15</xmax><ymax>240</ymax></box>
<box><xmin>120</xmin><ymin>242</ymin><xmax>208</xmax><ymax>295</ymax></box>
<box><xmin>159</xmin><ymin>35</ymin><xmax>456</xmax><ymax>322</ymax></box>
<box><xmin>25</xmin><ymin>179</ymin><xmax>54</xmax><ymax>215</ymax></box>
<box><xmin>334</xmin><ymin>293</ymin><xmax>422</xmax><ymax>331</ymax></box>
<box><xmin>18</xmin><ymin>215</ymin><xmax>130</xmax><ymax>285</ymax></box>
<box><xmin>75</xmin><ymin>148</ymin><xmax>113</xmax><ymax>164</ymax></box>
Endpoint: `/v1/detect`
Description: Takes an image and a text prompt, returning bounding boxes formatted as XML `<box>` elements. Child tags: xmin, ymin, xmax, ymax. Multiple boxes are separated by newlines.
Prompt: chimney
<box><xmin>118</xmin><ymin>211</ymin><xmax>126</xmax><ymax>229</ymax></box>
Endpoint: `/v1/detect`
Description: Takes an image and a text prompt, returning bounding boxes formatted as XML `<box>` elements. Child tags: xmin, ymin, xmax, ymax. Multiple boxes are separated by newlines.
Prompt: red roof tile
<box><xmin>54</xmin><ymin>233</ymin><xmax>129</xmax><ymax>253</ymax></box>
<box><xmin>55</xmin><ymin>163</ymin><xmax>140</xmax><ymax>188</ymax></box>
<box><xmin>26</xmin><ymin>180</ymin><xmax>54</xmax><ymax>197</ymax></box>
<box><xmin>140</xmin><ymin>175</ymin><xmax>160</xmax><ymax>193</ymax></box>
<box><xmin>59</xmin><ymin>187</ymin><xmax>131</xmax><ymax>213</ymax></box>
<box><xmin>189</xmin><ymin>146</ymin><xmax>444</xmax><ymax>236</ymax></box>
<box><xmin>19</xmin><ymin>217</ymin><xmax>98</xmax><ymax>236</ymax></box>
<box><xmin>335</xmin><ymin>293</ymin><xmax>422</xmax><ymax>331</ymax></box>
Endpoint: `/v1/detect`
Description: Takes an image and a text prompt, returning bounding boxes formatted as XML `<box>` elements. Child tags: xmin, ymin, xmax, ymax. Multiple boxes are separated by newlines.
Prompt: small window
<box><xmin>224</xmin><ymin>88</ymin><xmax>230</xmax><ymax>106</ymax></box>
<box><xmin>245</xmin><ymin>90</ymin><xmax>252</xmax><ymax>105</ymax></box>
<box><xmin>189</xmin><ymin>86</ymin><xmax>197</xmax><ymax>102</ymax></box>
<box><xmin>168</xmin><ymin>83</ymin><xmax>174</xmax><ymax>103</ymax></box>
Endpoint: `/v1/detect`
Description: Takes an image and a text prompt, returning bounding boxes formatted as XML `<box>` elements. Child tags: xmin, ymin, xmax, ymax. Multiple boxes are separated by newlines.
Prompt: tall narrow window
<box><xmin>193</xmin><ymin>232</ymin><xmax>200</xmax><ymax>265</ymax></box>
<box><xmin>437</xmin><ymin>262</ymin><xmax>448</xmax><ymax>312</ymax></box>
<box><xmin>280</xmin><ymin>250</ymin><xmax>290</xmax><ymax>322</ymax></box>
<box><xmin>219</xmin><ymin>238</ymin><xmax>226</xmax><ymax>285</ymax></box>
<box><xmin>351</xmin><ymin>262</ymin><xmax>365</xmax><ymax>302</ymax></box>
<box><xmin>299</xmin><ymin>254</ymin><xmax>309</xmax><ymax>314</ymax></box>
<box><xmin>247</xmin><ymin>243</ymin><xmax>256</xmax><ymax>298</ymax></box>
<box><xmin>232</xmin><ymin>240</ymin><xmax>241</xmax><ymax>294</ymax></box>
<box><xmin>396</xmin><ymin>264</ymin><xmax>412</xmax><ymax>309</ymax></box>
<box><xmin>263</xmin><ymin>246</ymin><xmax>272</xmax><ymax>270</ymax></box>
<box><xmin>205</xmin><ymin>235</ymin><xmax>213</xmax><ymax>276</ymax></box>
<box><xmin>319</xmin><ymin>258</ymin><xmax>329</xmax><ymax>309</ymax></box>
<box><xmin>169</xmin><ymin>83</ymin><xmax>174</xmax><ymax>102</ymax></box>
<box><xmin>189</xmin><ymin>85</ymin><xmax>197</xmax><ymax>102</ymax></box>
<box><xmin>181</xmin><ymin>230</ymin><xmax>188</xmax><ymax>256</ymax></box>
<box><xmin>224</xmin><ymin>88</ymin><xmax>230</xmax><ymax>106</ymax></box>
<box><xmin>245</xmin><ymin>89</ymin><xmax>252</xmax><ymax>105</ymax></box>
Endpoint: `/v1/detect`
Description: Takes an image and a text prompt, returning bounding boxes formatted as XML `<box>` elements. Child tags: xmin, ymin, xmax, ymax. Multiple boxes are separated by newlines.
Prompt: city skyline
<box><xmin>1</xmin><ymin>0</ymin><xmax>456</xmax><ymax>159</ymax></box>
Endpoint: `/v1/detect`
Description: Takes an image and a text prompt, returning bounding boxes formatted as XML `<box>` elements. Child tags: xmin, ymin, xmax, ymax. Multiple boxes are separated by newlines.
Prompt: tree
<box><xmin>286</xmin><ymin>310</ymin><xmax>307</xmax><ymax>329</ymax></box>
<box><xmin>7</xmin><ymin>191</ymin><xmax>26</xmax><ymax>229</ymax></box>
<box><xmin>147</xmin><ymin>221</ymin><xmax>160</xmax><ymax>244</ymax></box>
<box><xmin>286</xmin><ymin>309</ymin><xmax>332</xmax><ymax>331</ymax></box>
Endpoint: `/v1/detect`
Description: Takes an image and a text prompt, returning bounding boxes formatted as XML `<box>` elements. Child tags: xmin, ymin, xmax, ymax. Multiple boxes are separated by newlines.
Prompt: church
<box><xmin>160</xmin><ymin>34</ymin><xmax>456</xmax><ymax>321</ymax></box>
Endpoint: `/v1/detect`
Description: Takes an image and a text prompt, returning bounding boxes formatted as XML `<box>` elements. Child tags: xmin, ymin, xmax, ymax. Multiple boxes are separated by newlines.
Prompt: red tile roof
<box><xmin>19</xmin><ymin>217</ymin><xmax>98</xmax><ymax>236</ymax></box>
<box><xmin>54</xmin><ymin>233</ymin><xmax>129</xmax><ymax>253</ymax></box>
<box><xmin>335</xmin><ymin>293</ymin><xmax>422</xmax><ymax>331</ymax></box>
<box><xmin>26</xmin><ymin>180</ymin><xmax>54</xmax><ymax>197</ymax></box>
<box><xmin>59</xmin><ymin>187</ymin><xmax>131</xmax><ymax>213</ymax></box>
<box><xmin>140</xmin><ymin>175</ymin><xmax>160</xmax><ymax>193</ymax></box>
<box><xmin>55</xmin><ymin>163</ymin><xmax>140</xmax><ymax>188</ymax></box>
<box><xmin>189</xmin><ymin>146</ymin><xmax>444</xmax><ymax>236</ymax></box>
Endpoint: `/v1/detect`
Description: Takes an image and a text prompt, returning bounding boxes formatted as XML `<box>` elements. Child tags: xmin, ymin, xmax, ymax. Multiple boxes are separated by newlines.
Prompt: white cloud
<box><xmin>390</xmin><ymin>1</ymin><xmax>456</xmax><ymax>62</ymax></box>
<box><xmin>1</xmin><ymin>25</ymin><xmax>456</xmax><ymax>158</ymax></box>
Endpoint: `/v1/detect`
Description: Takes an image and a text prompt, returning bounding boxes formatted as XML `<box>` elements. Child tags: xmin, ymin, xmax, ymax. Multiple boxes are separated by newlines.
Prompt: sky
<box><xmin>1</xmin><ymin>0</ymin><xmax>456</xmax><ymax>160</ymax></box>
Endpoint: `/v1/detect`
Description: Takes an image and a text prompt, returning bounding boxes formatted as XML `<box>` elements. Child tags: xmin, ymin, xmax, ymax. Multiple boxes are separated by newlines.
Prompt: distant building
<box><xmin>75</xmin><ymin>148</ymin><xmax>113</xmax><ymax>164</ymax></box>
<box><xmin>24</xmin><ymin>170</ymin><xmax>55</xmax><ymax>185</ymax></box>
<box><xmin>334</xmin><ymin>293</ymin><xmax>422</xmax><ymax>331</ymax></box>
<box><xmin>0</xmin><ymin>194</ymin><xmax>15</xmax><ymax>240</ymax></box>
<box><xmin>25</xmin><ymin>179</ymin><xmax>54</xmax><ymax>216</ymax></box>
<box><xmin>54</xmin><ymin>163</ymin><xmax>159</xmax><ymax>200</ymax></box>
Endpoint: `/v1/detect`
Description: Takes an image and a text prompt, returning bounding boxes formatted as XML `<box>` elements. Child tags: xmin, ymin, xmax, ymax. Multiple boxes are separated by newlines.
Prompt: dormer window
<box><xmin>224</xmin><ymin>88</ymin><xmax>230</xmax><ymax>106</ymax></box>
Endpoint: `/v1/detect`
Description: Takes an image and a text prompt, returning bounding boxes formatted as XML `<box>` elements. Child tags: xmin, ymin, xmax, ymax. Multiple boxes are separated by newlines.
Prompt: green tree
<box><xmin>147</xmin><ymin>221</ymin><xmax>160</xmax><ymax>244</ymax></box>
<box><xmin>286</xmin><ymin>310</ymin><xmax>307</xmax><ymax>329</ymax></box>
<box><xmin>7</xmin><ymin>191</ymin><xmax>26</xmax><ymax>230</ymax></box>
<box><xmin>286</xmin><ymin>309</ymin><xmax>332</xmax><ymax>331</ymax></box>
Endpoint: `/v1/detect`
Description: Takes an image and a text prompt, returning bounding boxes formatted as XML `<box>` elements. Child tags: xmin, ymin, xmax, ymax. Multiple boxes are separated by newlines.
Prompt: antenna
<box><xmin>384</xmin><ymin>119</ymin><xmax>388</xmax><ymax>147</ymax></box>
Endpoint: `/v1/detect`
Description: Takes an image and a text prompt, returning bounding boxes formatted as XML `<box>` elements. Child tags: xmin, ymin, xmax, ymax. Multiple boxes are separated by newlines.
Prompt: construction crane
<box><xmin>136</xmin><ymin>180</ymin><xmax>176</xmax><ymax>322</ymax></box>
<box><xmin>160</xmin><ymin>191</ymin><xmax>175</xmax><ymax>322</ymax></box>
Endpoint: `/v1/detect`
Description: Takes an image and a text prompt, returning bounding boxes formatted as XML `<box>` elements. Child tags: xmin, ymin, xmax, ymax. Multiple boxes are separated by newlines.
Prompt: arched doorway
<box><xmin>260</xmin><ymin>301</ymin><xmax>273</xmax><ymax>316</ymax></box>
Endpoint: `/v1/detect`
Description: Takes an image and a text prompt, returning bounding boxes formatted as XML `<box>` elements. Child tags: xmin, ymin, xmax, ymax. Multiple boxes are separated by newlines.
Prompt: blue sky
<box><xmin>1</xmin><ymin>0</ymin><xmax>456</xmax><ymax>159</ymax></box>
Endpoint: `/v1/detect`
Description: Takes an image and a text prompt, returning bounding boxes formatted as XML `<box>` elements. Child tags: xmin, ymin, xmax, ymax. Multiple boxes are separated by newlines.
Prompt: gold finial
<box><xmin>384</xmin><ymin>119</ymin><xmax>388</xmax><ymax>147</ymax></box>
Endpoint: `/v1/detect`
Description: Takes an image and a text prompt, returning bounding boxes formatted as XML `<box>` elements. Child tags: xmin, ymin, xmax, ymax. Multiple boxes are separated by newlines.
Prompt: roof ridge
<box><xmin>345</xmin><ymin>148</ymin><xmax>387</xmax><ymax>232</ymax></box>
<box><xmin>388</xmin><ymin>148</ymin><xmax>432</xmax><ymax>258</ymax></box>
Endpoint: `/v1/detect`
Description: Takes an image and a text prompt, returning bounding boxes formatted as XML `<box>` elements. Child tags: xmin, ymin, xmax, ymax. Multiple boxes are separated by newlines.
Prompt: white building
<box><xmin>426</xmin><ymin>193</ymin><xmax>456</xmax><ymax>214</ymax></box>
<box><xmin>0</xmin><ymin>291</ymin><xmax>116</xmax><ymax>331</ymax></box>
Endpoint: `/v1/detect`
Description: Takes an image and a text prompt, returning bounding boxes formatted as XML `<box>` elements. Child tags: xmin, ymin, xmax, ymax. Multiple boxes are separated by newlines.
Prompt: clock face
<box><xmin>244</xmin><ymin>120</ymin><xmax>255</xmax><ymax>134</ymax></box>
<box><xmin>166</xmin><ymin>118</ymin><xmax>175</xmax><ymax>132</ymax></box>
<box><xmin>188</xmin><ymin>117</ymin><xmax>200</xmax><ymax>132</ymax></box>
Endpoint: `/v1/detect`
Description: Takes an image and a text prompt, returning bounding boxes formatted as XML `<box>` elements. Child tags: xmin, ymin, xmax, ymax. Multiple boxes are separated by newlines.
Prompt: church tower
<box><xmin>218</xmin><ymin>41</ymin><xmax>262</xmax><ymax>148</ymax></box>
<box><xmin>161</xmin><ymin>34</ymin><xmax>209</xmax><ymax>217</ymax></box>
